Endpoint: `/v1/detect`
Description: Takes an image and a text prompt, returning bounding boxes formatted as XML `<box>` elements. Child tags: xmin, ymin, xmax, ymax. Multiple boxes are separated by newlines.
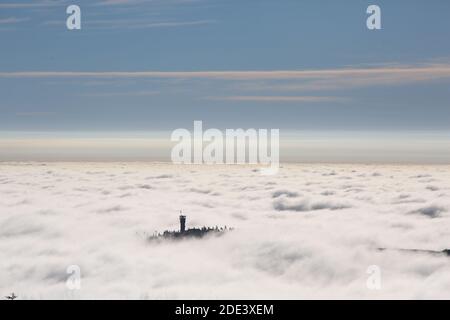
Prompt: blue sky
<box><xmin>0</xmin><ymin>0</ymin><xmax>449</xmax><ymax>161</ymax></box>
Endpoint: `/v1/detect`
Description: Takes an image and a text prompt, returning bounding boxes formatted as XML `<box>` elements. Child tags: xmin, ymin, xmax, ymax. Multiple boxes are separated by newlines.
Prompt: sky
<box><xmin>0</xmin><ymin>0</ymin><xmax>449</xmax><ymax>162</ymax></box>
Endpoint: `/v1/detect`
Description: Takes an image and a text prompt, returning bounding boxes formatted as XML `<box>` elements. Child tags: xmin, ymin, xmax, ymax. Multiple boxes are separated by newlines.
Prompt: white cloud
<box><xmin>1</xmin><ymin>163</ymin><xmax>449</xmax><ymax>299</ymax></box>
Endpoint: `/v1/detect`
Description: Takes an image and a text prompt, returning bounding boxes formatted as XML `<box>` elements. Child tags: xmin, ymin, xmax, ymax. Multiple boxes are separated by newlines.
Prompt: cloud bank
<box><xmin>1</xmin><ymin>163</ymin><xmax>449</xmax><ymax>299</ymax></box>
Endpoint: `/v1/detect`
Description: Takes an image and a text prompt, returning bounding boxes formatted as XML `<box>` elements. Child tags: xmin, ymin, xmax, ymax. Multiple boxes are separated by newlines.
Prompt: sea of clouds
<box><xmin>0</xmin><ymin>162</ymin><xmax>449</xmax><ymax>299</ymax></box>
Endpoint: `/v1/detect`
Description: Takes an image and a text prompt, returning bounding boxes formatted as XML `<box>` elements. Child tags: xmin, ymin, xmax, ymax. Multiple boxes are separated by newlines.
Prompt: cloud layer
<box><xmin>1</xmin><ymin>163</ymin><xmax>449</xmax><ymax>299</ymax></box>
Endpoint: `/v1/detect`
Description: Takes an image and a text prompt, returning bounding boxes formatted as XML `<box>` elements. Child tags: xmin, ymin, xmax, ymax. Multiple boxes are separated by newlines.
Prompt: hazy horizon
<box><xmin>1</xmin><ymin>129</ymin><xmax>449</xmax><ymax>163</ymax></box>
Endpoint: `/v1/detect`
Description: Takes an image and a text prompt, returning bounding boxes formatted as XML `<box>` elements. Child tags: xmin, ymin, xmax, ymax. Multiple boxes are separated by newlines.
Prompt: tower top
<box><xmin>179</xmin><ymin>214</ymin><xmax>186</xmax><ymax>232</ymax></box>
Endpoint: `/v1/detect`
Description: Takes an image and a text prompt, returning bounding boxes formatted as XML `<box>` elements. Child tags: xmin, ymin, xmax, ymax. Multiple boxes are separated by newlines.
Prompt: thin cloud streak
<box><xmin>205</xmin><ymin>96</ymin><xmax>345</xmax><ymax>103</ymax></box>
<box><xmin>15</xmin><ymin>112</ymin><xmax>56</xmax><ymax>118</ymax></box>
<box><xmin>1</xmin><ymin>64</ymin><xmax>450</xmax><ymax>80</ymax></box>
<box><xmin>82</xmin><ymin>90</ymin><xmax>160</xmax><ymax>97</ymax></box>
<box><xmin>0</xmin><ymin>17</ymin><xmax>30</xmax><ymax>24</ymax></box>
<box><xmin>2</xmin><ymin>64</ymin><xmax>450</xmax><ymax>94</ymax></box>
<box><xmin>0</xmin><ymin>1</ymin><xmax>66</xmax><ymax>9</ymax></box>
<box><xmin>95</xmin><ymin>0</ymin><xmax>197</xmax><ymax>6</ymax></box>
<box><xmin>43</xmin><ymin>19</ymin><xmax>216</xmax><ymax>30</ymax></box>
<box><xmin>96</xmin><ymin>0</ymin><xmax>144</xmax><ymax>5</ymax></box>
<box><xmin>92</xmin><ymin>19</ymin><xmax>215</xmax><ymax>29</ymax></box>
